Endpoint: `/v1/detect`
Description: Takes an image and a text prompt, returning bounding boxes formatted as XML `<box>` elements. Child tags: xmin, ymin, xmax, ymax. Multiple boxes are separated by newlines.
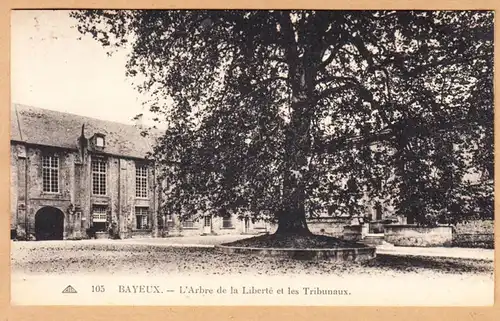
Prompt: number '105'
<box><xmin>92</xmin><ymin>285</ymin><xmax>105</xmax><ymax>292</ymax></box>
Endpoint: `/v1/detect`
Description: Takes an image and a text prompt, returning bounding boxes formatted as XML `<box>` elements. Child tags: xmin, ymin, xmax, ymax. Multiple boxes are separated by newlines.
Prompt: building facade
<box><xmin>159</xmin><ymin>214</ymin><xmax>275</xmax><ymax>237</ymax></box>
<box><xmin>10</xmin><ymin>104</ymin><xmax>272</xmax><ymax>240</ymax></box>
<box><xmin>10</xmin><ymin>104</ymin><xmax>161</xmax><ymax>240</ymax></box>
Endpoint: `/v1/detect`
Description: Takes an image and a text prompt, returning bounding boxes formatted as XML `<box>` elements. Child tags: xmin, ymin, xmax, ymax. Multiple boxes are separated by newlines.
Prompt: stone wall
<box><xmin>11</xmin><ymin>143</ymin><xmax>158</xmax><ymax>240</ymax></box>
<box><xmin>10</xmin><ymin>144</ymin><xmax>20</xmax><ymax>232</ymax></box>
<box><xmin>307</xmin><ymin>217</ymin><xmax>351</xmax><ymax>237</ymax></box>
<box><xmin>453</xmin><ymin>233</ymin><xmax>494</xmax><ymax>249</ymax></box>
<box><xmin>76</xmin><ymin>152</ymin><xmax>158</xmax><ymax>239</ymax></box>
<box><xmin>384</xmin><ymin>225</ymin><xmax>453</xmax><ymax>247</ymax></box>
<box><xmin>342</xmin><ymin>225</ymin><xmax>363</xmax><ymax>241</ymax></box>
<box><xmin>216</xmin><ymin>244</ymin><xmax>376</xmax><ymax>262</ymax></box>
<box><xmin>452</xmin><ymin>220</ymin><xmax>494</xmax><ymax>249</ymax></box>
<box><xmin>23</xmin><ymin>146</ymin><xmax>75</xmax><ymax>239</ymax></box>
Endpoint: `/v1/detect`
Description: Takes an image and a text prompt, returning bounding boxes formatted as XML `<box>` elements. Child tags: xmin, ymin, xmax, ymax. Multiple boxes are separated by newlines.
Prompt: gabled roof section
<box><xmin>11</xmin><ymin>103</ymin><xmax>163</xmax><ymax>159</ymax></box>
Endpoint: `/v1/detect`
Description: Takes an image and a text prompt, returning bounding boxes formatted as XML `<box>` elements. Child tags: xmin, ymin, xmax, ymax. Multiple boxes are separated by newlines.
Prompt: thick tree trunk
<box><xmin>275</xmin><ymin>207</ymin><xmax>311</xmax><ymax>236</ymax></box>
<box><xmin>275</xmin><ymin>15</ymin><xmax>320</xmax><ymax>236</ymax></box>
<box><xmin>277</xmin><ymin>85</ymin><xmax>313</xmax><ymax>236</ymax></box>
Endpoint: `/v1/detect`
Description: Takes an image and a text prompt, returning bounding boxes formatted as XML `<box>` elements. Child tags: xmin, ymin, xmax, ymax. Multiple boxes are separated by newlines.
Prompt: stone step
<box><xmin>362</xmin><ymin>234</ymin><xmax>386</xmax><ymax>245</ymax></box>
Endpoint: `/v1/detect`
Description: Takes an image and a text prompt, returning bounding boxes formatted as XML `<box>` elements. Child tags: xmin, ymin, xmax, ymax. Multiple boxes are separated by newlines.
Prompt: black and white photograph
<box><xmin>10</xmin><ymin>9</ymin><xmax>494</xmax><ymax>306</ymax></box>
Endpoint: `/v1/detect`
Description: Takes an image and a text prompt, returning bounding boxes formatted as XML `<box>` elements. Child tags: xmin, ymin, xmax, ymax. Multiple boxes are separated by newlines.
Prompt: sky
<box><xmin>11</xmin><ymin>10</ymin><xmax>155</xmax><ymax>126</ymax></box>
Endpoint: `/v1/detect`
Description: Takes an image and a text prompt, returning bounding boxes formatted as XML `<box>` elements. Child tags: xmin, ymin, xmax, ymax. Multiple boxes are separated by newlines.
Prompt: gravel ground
<box><xmin>128</xmin><ymin>234</ymin><xmax>252</xmax><ymax>245</ymax></box>
<box><xmin>11</xmin><ymin>241</ymin><xmax>494</xmax><ymax>278</ymax></box>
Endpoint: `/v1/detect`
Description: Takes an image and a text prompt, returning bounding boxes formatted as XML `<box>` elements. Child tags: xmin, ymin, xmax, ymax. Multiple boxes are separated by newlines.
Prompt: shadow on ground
<box><xmin>11</xmin><ymin>242</ymin><xmax>494</xmax><ymax>277</ymax></box>
<box><xmin>362</xmin><ymin>254</ymin><xmax>493</xmax><ymax>274</ymax></box>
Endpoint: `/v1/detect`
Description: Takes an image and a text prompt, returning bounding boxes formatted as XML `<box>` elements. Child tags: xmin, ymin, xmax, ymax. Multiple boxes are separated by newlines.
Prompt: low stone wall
<box><xmin>342</xmin><ymin>225</ymin><xmax>363</xmax><ymax>241</ymax></box>
<box><xmin>216</xmin><ymin>245</ymin><xmax>376</xmax><ymax>262</ymax></box>
<box><xmin>454</xmin><ymin>219</ymin><xmax>494</xmax><ymax>234</ymax></box>
<box><xmin>362</xmin><ymin>234</ymin><xmax>385</xmax><ymax>246</ymax></box>
<box><xmin>130</xmin><ymin>230</ymin><xmax>153</xmax><ymax>238</ymax></box>
<box><xmin>453</xmin><ymin>233</ymin><xmax>494</xmax><ymax>249</ymax></box>
<box><xmin>369</xmin><ymin>222</ymin><xmax>385</xmax><ymax>234</ymax></box>
<box><xmin>452</xmin><ymin>220</ymin><xmax>494</xmax><ymax>249</ymax></box>
<box><xmin>307</xmin><ymin>217</ymin><xmax>351</xmax><ymax>237</ymax></box>
<box><xmin>94</xmin><ymin>231</ymin><xmax>109</xmax><ymax>240</ymax></box>
<box><xmin>384</xmin><ymin>225</ymin><xmax>453</xmax><ymax>247</ymax></box>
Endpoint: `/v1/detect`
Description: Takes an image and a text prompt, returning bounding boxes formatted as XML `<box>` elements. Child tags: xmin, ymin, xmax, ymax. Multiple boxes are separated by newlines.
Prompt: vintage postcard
<box><xmin>9</xmin><ymin>8</ymin><xmax>494</xmax><ymax>307</ymax></box>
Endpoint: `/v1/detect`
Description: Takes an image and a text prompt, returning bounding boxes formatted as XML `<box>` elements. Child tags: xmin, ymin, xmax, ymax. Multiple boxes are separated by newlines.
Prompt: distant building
<box><xmin>10</xmin><ymin>104</ymin><xmax>270</xmax><ymax>240</ymax></box>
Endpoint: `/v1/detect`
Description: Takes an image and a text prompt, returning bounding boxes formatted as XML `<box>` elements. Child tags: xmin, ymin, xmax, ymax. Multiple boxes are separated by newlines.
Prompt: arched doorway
<box><xmin>35</xmin><ymin>207</ymin><xmax>64</xmax><ymax>240</ymax></box>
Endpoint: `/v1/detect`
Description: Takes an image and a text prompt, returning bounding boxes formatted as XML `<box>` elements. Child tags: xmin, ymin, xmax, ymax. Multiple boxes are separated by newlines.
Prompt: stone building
<box><xmin>10</xmin><ymin>104</ymin><xmax>272</xmax><ymax>240</ymax></box>
<box><xmin>10</xmin><ymin>103</ymin><xmax>160</xmax><ymax>240</ymax></box>
<box><xmin>159</xmin><ymin>214</ymin><xmax>274</xmax><ymax>237</ymax></box>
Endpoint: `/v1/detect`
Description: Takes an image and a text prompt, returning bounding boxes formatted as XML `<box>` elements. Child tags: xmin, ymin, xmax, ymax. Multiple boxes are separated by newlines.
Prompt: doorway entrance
<box><xmin>203</xmin><ymin>215</ymin><xmax>212</xmax><ymax>234</ymax></box>
<box><xmin>244</xmin><ymin>217</ymin><xmax>250</xmax><ymax>233</ymax></box>
<box><xmin>35</xmin><ymin>206</ymin><xmax>64</xmax><ymax>240</ymax></box>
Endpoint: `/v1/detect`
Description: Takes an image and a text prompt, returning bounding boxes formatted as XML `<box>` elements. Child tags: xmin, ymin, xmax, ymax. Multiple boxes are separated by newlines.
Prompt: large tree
<box><xmin>72</xmin><ymin>10</ymin><xmax>493</xmax><ymax>234</ymax></box>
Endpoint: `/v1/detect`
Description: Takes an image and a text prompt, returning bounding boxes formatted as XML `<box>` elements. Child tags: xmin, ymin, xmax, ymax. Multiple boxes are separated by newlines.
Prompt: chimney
<box><xmin>77</xmin><ymin>124</ymin><xmax>88</xmax><ymax>163</ymax></box>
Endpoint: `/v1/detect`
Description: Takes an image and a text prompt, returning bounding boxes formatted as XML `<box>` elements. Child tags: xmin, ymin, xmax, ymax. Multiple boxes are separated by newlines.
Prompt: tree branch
<box><xmin>316</xmin><ymin>43</ymin><xmax>344</xmax><ymax>71</ymax></box>
<box><xmin>316</xmin><ymin>75</ymin><xmax>360</xmax><ymax>86</ymax></box>
<box><xmin>315</xmin><ymin>84</ymin><xmax>356</xmax><ymax>102</ymax></box>
<box><xmin>413</xmin><ymin>54</ymin><xmax>491</xmax><ymax>73</ymax></box>
<box><xmin>251</xmin><ymin>76</ymin><xmax>290</xmax><ymax>87</ymax></box>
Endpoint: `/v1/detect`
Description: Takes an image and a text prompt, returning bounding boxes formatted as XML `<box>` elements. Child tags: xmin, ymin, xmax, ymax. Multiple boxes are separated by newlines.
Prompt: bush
<box><xmin>108</xmin><ymin>222</ymin><xmax>121</xmax><ymax>239</ymax></box>
<box><xmin>15</xmin><ymin>226</ymin><xmax>27</xmax><ymax>241</ymax></box>
<box><xmin>86</xmin><ymin>227</ymin><xmax>97</xmax><ymax>239</ymax></box>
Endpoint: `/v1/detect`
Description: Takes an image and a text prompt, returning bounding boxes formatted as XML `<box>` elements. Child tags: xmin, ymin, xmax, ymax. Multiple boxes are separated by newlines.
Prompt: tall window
<box><xmin>135</xmin><ymin>164</ymin><xmax>148</xmax><ymax>198</ymax></box>
<box><xmin>222</xmin><ymin>216</ymin><xmax>233</xmax><ymax>228</ymax></box>
<box><xmin>135</xmin><ymin>207</ymin><xmax>149</xmax><ymax>230</ymax></box>
<box><xmin>92</xmin><ymin>158</ymin><xmax>106</xmax><ymax>195</ymax></box>
<box><xmin>92</xmin><ymin>205</ymin><xmax>108</xmax><ymax>232</ymax></box>
<box><xmin>182</xmin><ymin>219</ymin><xmax>194</xmax><ymax>228</ymax></box>
<box><xmin>42</xmin><ymin>155</ymin><xmax>59</xmax><ymax>193</ymax></box>
<box><xmin>158</xmin><ymin>214</ymin><xmax>174</xmax><ymax>230</ymax></box>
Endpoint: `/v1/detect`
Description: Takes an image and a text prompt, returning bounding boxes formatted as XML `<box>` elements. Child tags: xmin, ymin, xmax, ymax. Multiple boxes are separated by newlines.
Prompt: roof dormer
<box><xmin>91</xmin><ymin>133</ymin><xmax>106</xmax><ymax>151</ymax></box>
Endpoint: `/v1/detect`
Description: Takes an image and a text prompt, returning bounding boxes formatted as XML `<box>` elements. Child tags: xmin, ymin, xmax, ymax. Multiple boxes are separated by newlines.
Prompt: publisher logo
<box><xmin>62</xmin><ymin>285</ymin><xmax>78</xmax><ymax>294</ymax></box>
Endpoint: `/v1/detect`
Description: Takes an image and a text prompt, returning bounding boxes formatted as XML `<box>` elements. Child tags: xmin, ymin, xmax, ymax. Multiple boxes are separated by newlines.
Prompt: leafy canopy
<box><xmin>72</xmin><ymin>10</ymin><xmax>493</xmax><ymax>226</ymax></box>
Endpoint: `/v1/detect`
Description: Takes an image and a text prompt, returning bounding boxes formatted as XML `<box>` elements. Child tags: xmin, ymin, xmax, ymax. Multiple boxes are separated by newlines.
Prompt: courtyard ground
<box><xmin>11</xmin><ymin>237</ymin><xmax>494</xmax><ymax>276</ymax></box>
<box><xmin>10</xmin><ymin>238</ymin><xmax>494</xmax><ymax>306</ymax></box>
<box><xmin>65</xmin><ymin>234</ymin><xmax>495</xmax><ymax>260</ymax></box>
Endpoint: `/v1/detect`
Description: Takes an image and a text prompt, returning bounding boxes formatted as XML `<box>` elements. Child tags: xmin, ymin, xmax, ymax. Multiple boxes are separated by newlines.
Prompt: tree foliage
<box><xmin>71</xmin><ymin>10</ymin><xmax>494</xmax><ymax>231</ymax></box>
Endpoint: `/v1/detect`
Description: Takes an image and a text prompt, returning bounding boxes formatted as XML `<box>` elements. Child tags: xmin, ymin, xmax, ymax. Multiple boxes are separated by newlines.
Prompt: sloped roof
<box><xmin>11</xmin><ymin>103</ymin><xmax>162</xmax><ymax>159</ymax></box>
